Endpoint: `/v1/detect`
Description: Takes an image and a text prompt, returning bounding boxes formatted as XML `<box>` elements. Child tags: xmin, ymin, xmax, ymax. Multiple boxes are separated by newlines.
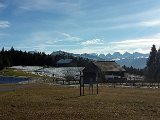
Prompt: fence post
<box><xmin>96</xmin><ymin>73</ymin><xmax>98</xmax><ymax>94</ymax></box>
<box><xmin>80</xmin><ymin>72</ymin><xmax>82</xmax><ymax>96</ymax></box>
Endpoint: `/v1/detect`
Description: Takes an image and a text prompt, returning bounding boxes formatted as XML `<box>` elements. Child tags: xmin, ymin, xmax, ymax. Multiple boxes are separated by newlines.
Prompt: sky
<box><xmin>1</xmin><ymin>0</ymin><xmax>160</xmax><ymax>54</ymax></box>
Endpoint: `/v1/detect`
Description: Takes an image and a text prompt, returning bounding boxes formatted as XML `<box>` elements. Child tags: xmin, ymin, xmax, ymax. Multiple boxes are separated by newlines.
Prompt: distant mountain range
<box><xmin>51</xmin><ymin>50</ymin><xmax>149</xmax><ymax>69</ymax></box>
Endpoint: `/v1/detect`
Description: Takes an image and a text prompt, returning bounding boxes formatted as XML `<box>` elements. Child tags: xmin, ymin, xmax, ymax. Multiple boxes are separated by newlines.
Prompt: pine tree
<box><xmin>146</xmin><ymin>45</ymin><xmax>157</xmax><ymax>82</ymax></box>
<box><xmin>155</xmin><ymin>48</ymin><xmax>160</xmax><ymax>83</ymax></box>
<box><xmin>0</xmin><ymin>55</ymin><xmax>4</xmax><ymax>70</ymax></box>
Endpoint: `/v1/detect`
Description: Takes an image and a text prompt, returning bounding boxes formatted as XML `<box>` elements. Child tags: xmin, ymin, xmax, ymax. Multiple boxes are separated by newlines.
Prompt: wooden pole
<box><xmin>89</xmin><ymin>83</ymin><xmax>90</xmax><ymax>95</ymax></box>
<box><xmin>96</xmin><ymin>73</ymin><xmax>98</xmax><ymax>94</ymax></box>
<box><xmin>83</xmin><ymin>79</ymin><xmax>84</xmax><ymax>96</ymax></box>
<box><xmin>80</xmin><ymin>72</ymin><xmax>81</xmax><ymax>96</ymax></box>
<box><xmin>92</xmin><ymin>82</ymin><xmax>93</xmax><ymax>95</ymax></box>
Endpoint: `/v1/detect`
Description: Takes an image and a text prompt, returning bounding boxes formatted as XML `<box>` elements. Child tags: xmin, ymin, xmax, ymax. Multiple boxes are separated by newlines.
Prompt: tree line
<box><xmin>0</xmin><ymin>47</ymin><xmax>90</xmax><ymax>70</ymax></box>
<box><xmin>122</xmin><ymin>65</ymin><xmax>144</xmax><ymax>76</ymax></box>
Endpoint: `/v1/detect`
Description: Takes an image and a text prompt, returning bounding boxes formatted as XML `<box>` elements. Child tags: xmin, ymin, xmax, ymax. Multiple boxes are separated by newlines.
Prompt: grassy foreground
<box><xmin>0</xmin><ymin>84</ymin><xmax>160</xmax><ymax>120</ymax></box>
<box><xmin>0</xmin><ymin>68</ymin><xmax>42</xmax><ymax>78</ymax></box>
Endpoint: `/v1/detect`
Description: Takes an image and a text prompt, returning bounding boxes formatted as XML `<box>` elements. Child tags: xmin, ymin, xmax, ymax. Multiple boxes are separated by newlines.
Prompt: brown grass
<box><xmin>0</xmin><ymin>84</ymin><xmax>160</xmax><ymax>120</ymax></box>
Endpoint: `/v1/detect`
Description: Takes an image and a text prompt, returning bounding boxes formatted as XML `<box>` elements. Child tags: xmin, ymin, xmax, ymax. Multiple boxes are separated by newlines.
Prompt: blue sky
<box><xmin>1</xmin><ymin>0</ymin><xmax>160</xmax><ymax>54</ymax></box>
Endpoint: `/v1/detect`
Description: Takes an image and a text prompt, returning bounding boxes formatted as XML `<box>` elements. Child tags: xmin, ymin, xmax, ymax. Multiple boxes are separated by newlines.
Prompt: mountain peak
<box><xmin>123</xmin><ymin>52</ymin><xmax>131</xmax><ymax>55</ymax></box>
<box><xmin>113</xmin><ymin>52</ymin><xmax>121</xmax><ymax>55</ymax></box>
<box><xmin>51</xmin><ymin>50</ymin><xmax>70</xmax><ymax>56</ymax></box>
<box><xmin>112</xmin><ymin>52</ymin><xmax>122</xmax><ymax>58</ymax></box>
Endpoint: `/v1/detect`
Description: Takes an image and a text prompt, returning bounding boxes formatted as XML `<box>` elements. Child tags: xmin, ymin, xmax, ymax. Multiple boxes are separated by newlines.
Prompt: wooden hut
<box><xmin>94</xmin><ymin>61</ymin><xmax>126</xmax><ymax>81</ymax></box>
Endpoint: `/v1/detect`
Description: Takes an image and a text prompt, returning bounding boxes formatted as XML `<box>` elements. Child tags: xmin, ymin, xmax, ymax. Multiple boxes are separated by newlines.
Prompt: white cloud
<box><xmin>88</xmin><ymin>7</ymin><xmax>160</xmax><ymax>30</ymax></box>
<box><xmin>28</xmin><ymin>31</ymin><xmax>58</xmax><ymax>45</ymax></box>
<box><xmin>30</xmin><ymin>31</ymin><xmax>81</xmax><ymax>43</ymax></box>
<box><xmin>58</xmin><ymin>32</ymin><xmax>81</xmax><ymax>41</ymax></box>
<box><xmin>112</xmin><ymin>39</ymin><xmax>160</xmax><ymax>46</ymax></box>
<box><xmin>111</xmin><ymin>35</ymin><xmax>160</xmax><ymax>53</ymax></box>
<box><xmin>15</xmin><ymin>30</ymin><xmax>160</xmax><ymax>54</ymax></box>
<box><xmin>140</xmin><ymin>20</ymin><xmax>160</xmax><ymax>27</ymax></box>
<box><xmin>81</xmin><ymin>39</ymin><xmax>103</xmax><ymax>45</ymax></box>
<box><xmin>0</xmin><ymin>21</ymin><xmax>10</xmax><ymax>28</ymax></box>
<box><xmin>71</xmin><ymin>33</ymin><xmax>160</xmax><ymax>54</ymax></box>
<box><xmin>20</xmin><ymin>31</ymin><xmax>81</xmax><ymax>53</ymax></box>
<box><xmin>109</xmin><ymin>8</ymin><xmax>160</xmax><ymax>23</ymax></box>
<box><xmin>109</xmin><ymin>20</ymin><xmax>160</xmax><ymax>29</ymax></box>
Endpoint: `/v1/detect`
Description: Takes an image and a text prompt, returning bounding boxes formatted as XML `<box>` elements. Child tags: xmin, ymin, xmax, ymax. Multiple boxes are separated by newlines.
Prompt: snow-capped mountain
<box><xmin>51</xmin><ymin>50</ymin><xmax>149</xmax><ymax>69</ymax></box>
<box><xmin>97</xmin><ymin>52</ymin><xmax>148</xmax><ymax>69</ymax></box>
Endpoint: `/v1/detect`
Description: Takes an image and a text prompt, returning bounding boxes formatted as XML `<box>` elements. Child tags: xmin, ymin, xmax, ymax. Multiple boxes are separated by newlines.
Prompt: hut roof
<box><xmin>57</xmin><ymin>59</ymin><xmax>73</xmax><ymax>64</ymax></box>
<box><xmin>94</xmin><ymin>61</ymin><xmax>126</xmax><ymax>72</ymax></box>
<box><xmin>83</xmin><ymin>62</ymin><xmax>99</xmax><ymax>73</ymax></box>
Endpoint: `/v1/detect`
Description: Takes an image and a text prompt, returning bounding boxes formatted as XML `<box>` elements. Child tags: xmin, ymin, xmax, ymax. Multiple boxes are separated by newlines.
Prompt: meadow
<box><xmin>0</xmin><ymin>84</ymin><xmax>160</xmax><ymax>120</ymax></box>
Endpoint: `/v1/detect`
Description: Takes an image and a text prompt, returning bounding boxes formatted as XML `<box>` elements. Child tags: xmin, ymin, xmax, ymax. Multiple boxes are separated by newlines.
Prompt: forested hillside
<box><xmin>0</xmin><ymin>47</ymin><xmax>90</xmax><ymax>70</ymax></box>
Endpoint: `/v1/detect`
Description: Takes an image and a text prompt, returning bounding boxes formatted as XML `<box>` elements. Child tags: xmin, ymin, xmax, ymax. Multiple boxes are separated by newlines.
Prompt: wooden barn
<box><xmin>56</xmin><ymin>59</ymin><xmax>77</xmax><ymax>67</ymax></box>
<box><xmin>94</xmin><ymin>61</ymin><xmax>126</xmax><ymax>81</ymax></box>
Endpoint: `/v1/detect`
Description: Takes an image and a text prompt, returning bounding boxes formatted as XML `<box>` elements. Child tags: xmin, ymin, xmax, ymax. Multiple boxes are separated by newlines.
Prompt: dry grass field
<box><xmin>0</xmin><ymin>84</ymin><xmax>160</xmax><ymax>120</ymax></box>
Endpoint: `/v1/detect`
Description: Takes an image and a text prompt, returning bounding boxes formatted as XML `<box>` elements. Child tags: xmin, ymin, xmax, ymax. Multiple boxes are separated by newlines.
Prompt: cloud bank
<box><xmin>81</xmin><ymin>39</ymin><xmax>103</xmax><ymax>45</ymax></box>
<box><xmin>0</xmin><ymin>21</ymin><xmax>10</xmax><ymax>28</ymax></box>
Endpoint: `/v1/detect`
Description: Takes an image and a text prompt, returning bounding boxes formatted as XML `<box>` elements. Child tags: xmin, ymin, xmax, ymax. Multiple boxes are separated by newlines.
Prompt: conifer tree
<box><xmin>0</xmin><ymin>56</ymin><xmax>4</xmax><ymax>70</ymax></box>
<box><xmin>155</xmin><ymin>48</ymin><xmax>160</xmax><ymax>83</ymax></box>
<box><xmin>146</xmin><ymin>45</ymin><xmax>157</xmax><ymax>82</ymax></box>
